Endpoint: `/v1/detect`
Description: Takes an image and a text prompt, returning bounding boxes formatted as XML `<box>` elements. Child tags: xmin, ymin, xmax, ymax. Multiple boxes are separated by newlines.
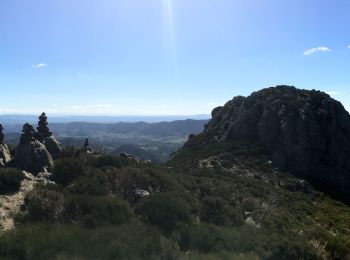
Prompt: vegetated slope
<box><xmin>0</xmin><ymin>151</ymin><xmax>349</xmax><ymax>259</ymax></box>
<box><xmin>172</xmin><ymin>85</ymin><xmax>350</xmax><ymax>203</ymax></box>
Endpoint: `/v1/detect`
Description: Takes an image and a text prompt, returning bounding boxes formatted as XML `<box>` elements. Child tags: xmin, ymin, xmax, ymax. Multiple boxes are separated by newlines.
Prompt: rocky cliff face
<box><xmin>0</xmin><ymin>124</ymin><xmax>11</xmax><ymax>167</ymax></box>
<box><xmin>0</xmin><ymin>144</ymin><xmax>11</xmax><ymax>167</ymax></box>
<box><xmin>43</xmin><ymin>136</ymin><xmax>62</xmax><ymax>159</ymax></box>
<box><xmin>183</xmin><ymin>86</ymin><xmax>350</xmax><ymax>199</ymax></box>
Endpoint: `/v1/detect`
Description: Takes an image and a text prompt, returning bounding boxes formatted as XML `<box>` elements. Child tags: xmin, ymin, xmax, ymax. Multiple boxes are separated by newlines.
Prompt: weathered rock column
<box><xmin>0</xmin><ymin>124</ymin><xmax>12</xmax><ymax>167</ymax></box>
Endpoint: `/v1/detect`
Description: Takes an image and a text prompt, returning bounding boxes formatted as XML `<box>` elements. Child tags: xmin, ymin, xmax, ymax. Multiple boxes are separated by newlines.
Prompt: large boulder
<box><xmin>15</xmin><ymin>140</ymin><xmax>54</xmax><ymax>174</ymax></box>
<box><xmin>0</xmin><ymin>143</ymin><xmax>11</xmax><ymax>167</ymax></box>
<box><xmin>181</xmin><ymin>86</ymin><xmax>350</xmax><ymax>200</ymax></box>
<box><xmin>43</xmin><ymin>135</ymin><xmax>62</xmax><ymax>159</ymax></box>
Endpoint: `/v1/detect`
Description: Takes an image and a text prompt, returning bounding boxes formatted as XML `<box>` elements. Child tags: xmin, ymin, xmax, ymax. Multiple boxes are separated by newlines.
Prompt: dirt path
<box><xmin>0</xmin><ymin>175</ymin><xmax>37</xmax><ymax>232</ymax></box>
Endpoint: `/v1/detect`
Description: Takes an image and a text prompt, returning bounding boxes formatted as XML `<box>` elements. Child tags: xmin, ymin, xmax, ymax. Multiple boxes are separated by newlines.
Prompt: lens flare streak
<box><xmin>163</xmin><ymin>0</ymin><xmax>177</xmax><ymax>65</ymax></box>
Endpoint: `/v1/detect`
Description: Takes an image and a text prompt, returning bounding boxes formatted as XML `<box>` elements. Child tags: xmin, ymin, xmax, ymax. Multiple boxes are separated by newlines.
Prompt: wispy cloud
<box><xmin>77</xmin><ymin>70</ymin><xmax>88</xmax><ymax>77</ymax></box>
<box><xmin>326</xmin><ymin>91</ymin><xmax>342</xmax><ymax>95</ymax></box>
<box><xmin>87</xmin><ymin>104</ymin><xmax>113</xmax><ymax>108</ymax></box>
<box><xmin>32</xmin><ymin>63</ymin><xmax>47</xmax><ymax>69</ymax></box>
<box><xmin>303</xmin><ymin>47</ymin><xmax>331</xmax><ymax>56</ymax></box>
<box><xmin>348</xmin><ymin>45</ymin><xmax>350</xmax><ymax>49</ymax></box>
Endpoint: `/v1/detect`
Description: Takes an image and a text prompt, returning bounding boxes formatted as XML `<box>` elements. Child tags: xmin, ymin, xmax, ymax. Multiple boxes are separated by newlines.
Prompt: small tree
<box><xmin>83</xmin><ymin>138</ymin><xmax>92</xmax><ymax>153</ymax></box>
<box><xmin>84</xmin><ymin>138</ymin><xmax>89</xmax><ymax>149</ymax></box>
<box><xmin>37</xmin><ymin>112</ymin><xmax>52</xmax><ymax>141</ymax></box>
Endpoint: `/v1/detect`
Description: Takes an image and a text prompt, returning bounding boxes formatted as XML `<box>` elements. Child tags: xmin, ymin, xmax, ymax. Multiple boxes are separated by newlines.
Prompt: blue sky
<box><xmin>0</xmin><ymin>0</ymin><xmax>350</xmax><ymax>115</ymax></box>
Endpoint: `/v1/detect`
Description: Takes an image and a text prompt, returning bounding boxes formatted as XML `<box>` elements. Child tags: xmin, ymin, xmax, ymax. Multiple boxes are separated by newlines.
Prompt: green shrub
<box><xmin>200</xmin><ymin>196</ymin><xmax>244</xmax><ymax>226</ymax></box>
<box><xmin>68</xmin><ymin>168</ymin><xmax>112</xmax><ymax>196</ymax></box>
<box><xmin>136</xmin><ymin>192</ymin><xmax>192</xmax><ymax>234</ymax></box>
<box><xmin>52</xmin><ymin>158</ymin><xmax>86</xmax><ymax>186</ymax></box>
<box><xmin>20</xmin><ymin>184</ymin><xmax>65</xmax><ymax>223</ymax></box>
<box><xmin>0</xmin><ymin>168</ymin><xmax>24</xmax><ymax>194</ymax></box>
<box><xmin>91</xmin><ymin>155</ymin><xmax>139</xmax><ymax>169</ymax></box>
<box><xmin>64</xmin><ymin>195</ymin><xmax>133</xmax><ymax>228</ymax></box>
<box><xmin>0</xmin><ymin>222</ymin><xmax>181</xmax><ymax>260</ymax></box>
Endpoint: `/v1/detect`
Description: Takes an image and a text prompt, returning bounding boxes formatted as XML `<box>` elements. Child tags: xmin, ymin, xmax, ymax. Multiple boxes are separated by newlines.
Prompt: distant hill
<box><xmin>47</xmin><ymin>120</ymin><xmax>208</xmax><ymax>138</ymax></box>
<box><xmin>0</xmin><ymin>114</ymin><xmax>210</xmax><ymax>126</ymax></box>
<box><xmin>5</xmin><ymin>119</ymin><xmax>208</xmax><ymax>163</ymax></box>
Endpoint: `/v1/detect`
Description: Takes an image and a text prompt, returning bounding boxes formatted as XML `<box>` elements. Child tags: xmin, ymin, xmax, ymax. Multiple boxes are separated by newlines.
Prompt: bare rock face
<box><xmin>0</xmin><ymin>124</ymin><xmax>11</xmax><ymax>167</ymax></box>
<box><xmin>0</xmin><ymin>144</ymin><xmax>11</xmax><ymax>167</ymax></box>
<box><xmin>186</xmin><ymin>86</ymin><xmax>350</xmax><ymax>199</ymax></box>
<box><xmin>43</xmin><ymin>135</ymin><xmax>62</xmax><ymax>159</ymax></box>
<box><xmin>15</xmin><ymin>123</ymin><xmax>54</xmax><ymax>174</ymax></box>
<box><xmin>15</xmin><ymin>140</ymin><xmax>54</xmax><ymax>174</ymax></box>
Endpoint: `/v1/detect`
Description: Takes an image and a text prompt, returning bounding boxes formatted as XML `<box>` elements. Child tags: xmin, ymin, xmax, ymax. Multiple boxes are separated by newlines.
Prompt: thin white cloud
<box><xmin>303</xmin><ymin>47</ymin><xmax>331</xmax><ymax>56</ymax></box>
<box><xmin>77</xmin><ymin>70</ymin><xmax>88</xmax><ymax>77</ymax></box>
<box><xmin>348</xmin><ymin>45</ymin><xmax>350</xmax><ymax>49</ymax></box>
<box><xmin>32</xmin><ymin>63</ymin><xmax>47</xmax><ymax>69</ymax></box>
<box><xmin>87</xmin><ymin>104</ymin><xmax>113</xmax><ymax>108</ymax></box>
<box><xmin>326</xmin><ymin>91</ymin><xmax>342</xmax><ymax>95</ymax></box>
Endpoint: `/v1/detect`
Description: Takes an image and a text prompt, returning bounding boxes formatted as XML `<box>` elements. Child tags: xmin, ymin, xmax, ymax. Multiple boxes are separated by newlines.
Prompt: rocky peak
<box><xmin>0</xmin><ymin>124</ymin><xmax>4</xmax><ymax>144</ymax></box>
<box><xmin>35</xmin><ymin>113</ymin><xmax>62</xmax><ymax>159</ymax></box>
<box><xmin>184</xmin><ymin>86</ymin><xmax>350</xmax><ymax>200</ymax></box>
<box><xmin>36</xmin><ymin>112</ymin><xmax>52</xmax><ymax>141</ymax></box>
<box><xmin>15</xmin><ymin>123</ymin><xmax>54</xmax><ymax>174</ymax></box>
<box><xmin>0</xmin><ymin>124</ymin><xmax>12</xmax><ymax>167</ymax></box>
<box><xmin>19</xmin><ymin>123</ymin><xmax>36</xmax><ymax>145</ymax></box>
<box><xmin>14</xmin><ymin>113</ymin><xmax>62</xmax><ymax>173</ymax></box>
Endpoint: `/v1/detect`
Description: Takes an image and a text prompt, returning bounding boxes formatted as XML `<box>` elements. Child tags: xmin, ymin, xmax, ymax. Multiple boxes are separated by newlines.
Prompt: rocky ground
<box><xmin>0</xmin><ymin>172</ymin><xmax>52</xmax><ymax>232</ymax></box>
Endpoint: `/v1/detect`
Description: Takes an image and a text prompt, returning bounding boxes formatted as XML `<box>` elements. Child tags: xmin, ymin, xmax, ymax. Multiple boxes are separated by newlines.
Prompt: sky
<box><xmin>0</xmin><ymin>0</ymin><xmax>350</xmax><ymax>115</ymax></box>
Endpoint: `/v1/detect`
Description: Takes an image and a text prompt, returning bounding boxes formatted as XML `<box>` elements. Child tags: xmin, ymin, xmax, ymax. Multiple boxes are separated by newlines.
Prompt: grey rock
<box><xmin>15</xmin><ymin>140</ymin><xmax>54</xmax><ymax>174</ymax></box>
<box><xmin>133</xmin><ymin>188</ymin><xmax>150</xmax><ymax>198</ymax></box>
<box><xmin>43</xmin><ymin>135</ymin><xmax>62</xmax><ymax>159</ymax></box>
<box><xmin>120</xmin><ymin>152</ymin><xmax>138</xmax><ymax>161</ymax></box>
<box><xmin>22</xmin><ymin>171</ymin><xmax>36</xmax><ymax>181</ymax></box>
<box><xmin>0</xmin><ymin>144</ymin><xmax>11</xmax><ymax>167</ymax></box>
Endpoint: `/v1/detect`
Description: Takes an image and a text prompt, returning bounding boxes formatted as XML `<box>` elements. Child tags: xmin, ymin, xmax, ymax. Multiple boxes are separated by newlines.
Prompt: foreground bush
<box><xmin>64</xmin><ymin>195</ymin><xmax>133</xmax><ymax>228</ymax></box>
<box><xmin>0</xmin><ymin>222</ymin><xmax>180</xmax><ymax>260</ymax></box>
<box><xmin>0</xmin><ymin>168</ymin><xmax>24</xmax><ymax>194</ymax></box>
<box><xmin>20</xmin><ymin>184</ymin><xmax>65</xmax><ymax>223</ymax></box>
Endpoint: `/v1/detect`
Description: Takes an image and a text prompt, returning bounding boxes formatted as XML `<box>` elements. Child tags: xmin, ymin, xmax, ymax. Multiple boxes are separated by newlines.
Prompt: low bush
<box><xmin>68</xmin><ymin>168</ymin><xmax>112</xmax><ymax>196</ymax></box>
<box><xmin>0</xmin><ymin>168</ymin><xmax>24</xmax><ymax>194</ymax></box>
<box><xmin>52</xmin><ymin>158</ymin><xmax>86</xmax><ymax>186</ymax></box>
<box><xmin>200</xmin><ymin>196</ymin><xmax>244</xmax><ymax>226</ymax></box>
<box><xmin>0</xmin><ymin>222</ymin><xmax>181</xmax><ymax>260</ymax></box>
<box><xmin>64</xmin><ymin>195</ymin><xmax>133</xmax><ymax>228</ymax></box>
<box><xmin>19</xmin><ymin>184</ymin><xmax>65</xmax><ymax>223</ymax></box>
<box><xmin>136</xmin><ymin>192</ymin><xmax>192</xmax><ymax>234</ymax></box>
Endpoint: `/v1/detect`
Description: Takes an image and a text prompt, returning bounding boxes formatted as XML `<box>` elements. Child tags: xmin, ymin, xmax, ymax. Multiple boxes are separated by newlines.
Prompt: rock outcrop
<box><xmin>0</xmin><ymin>124</ymin><xmax>11</xmax><ymax>167</ymax></box>
<box><xmin>183</xmin><ymin>86</ymin><xmax>350</xmax><ymax>199</ymax></box>
<box><xmin>36</xmin><ymin>113</ymin><xmax>62</xmax><ymax>159</ymax></box>
<box><xmin>43</xmin><ymin>135</ymin><xmax>62</xmax><ymax>159</ymax></box>
<box><xmin>0</xmin><ymin>145</ymin><xmax>11</xmax><ymax>167</ymax></box>
<box><xmin>15</xmin><ymin>123</ymin><xmax>54</xmax><ymax>174</ymax></box>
